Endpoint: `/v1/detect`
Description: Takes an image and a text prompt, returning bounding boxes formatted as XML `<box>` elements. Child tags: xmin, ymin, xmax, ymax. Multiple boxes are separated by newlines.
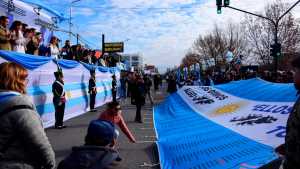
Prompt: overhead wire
<box><xmin>53</xmin><ymin>27</ymin><xmax>97</xmax><ymax>49</ymax></box>
<box><xmin>77</xmin><ymin>34</ymin><xmax>98</xmax><ymax>48</ymax></box>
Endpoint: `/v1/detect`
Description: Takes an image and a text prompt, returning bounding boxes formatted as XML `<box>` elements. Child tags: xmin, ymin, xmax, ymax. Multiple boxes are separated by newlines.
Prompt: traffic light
<box><xmin>217</xmin><ymin>5</ymin><xmax>222</xmax><ymax>14</ymax></box>
<box><xmin>276</xmin><ymin>43</ymin><xmax>281</xmax><ymax>57</ymax></box>
<box><xmin>216</xmin><ymin>0</ymin><xmax>222</xmax><ymax>14</ymax></box>
<box><xmin>224</xmin><ymin>0</ymin><xmax>230</xmax><ymax>7</ymax></box>
<box><xmin>270</xmin><ymin>43</ymin><xmax>282</xmax><ymax>57</ymax></box>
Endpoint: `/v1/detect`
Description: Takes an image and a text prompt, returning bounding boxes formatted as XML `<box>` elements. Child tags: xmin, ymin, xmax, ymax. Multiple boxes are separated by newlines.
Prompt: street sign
<box><xmin>104</xmin><ymin>42</ymin><xmax>124</xmax><ymax>53</ymax></box>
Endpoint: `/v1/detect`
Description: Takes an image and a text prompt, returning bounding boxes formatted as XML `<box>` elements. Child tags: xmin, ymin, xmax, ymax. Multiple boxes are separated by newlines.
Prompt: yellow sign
<box><xmin>104</xmin><ymin>42</ymin><xmax>124</xmax><ymax>52</ymax></box>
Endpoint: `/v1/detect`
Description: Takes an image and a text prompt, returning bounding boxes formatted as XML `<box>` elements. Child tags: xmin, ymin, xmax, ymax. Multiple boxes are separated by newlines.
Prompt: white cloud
<box><xmin>72</xmin><ymin>7</ymin><xmax>95</xmax><ymax>16</ymax></box>
<box><xmin>110</xmin><ymin>0</ymin><xmax>196</xmax><ymax>8</ymax></box>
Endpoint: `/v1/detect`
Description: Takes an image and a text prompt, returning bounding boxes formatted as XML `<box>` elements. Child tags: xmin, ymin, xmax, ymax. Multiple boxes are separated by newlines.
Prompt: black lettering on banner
<box><xmin>184</xmin><ymin>88</ymin><xmax>214</xmax><ymax>105</ymax></box>
<box><xmin>230</xmin><ymin>114</ymin><xmax>277</xmax><ymax>126</ymax></box>
<box><xmin>253</xmin><ymin>104</ymin><xmax>293</xmax><ymax>115</ymax></box>
<box><xmin>266</xmin><ymin>126</ymin><xmax>286</xmax><ymax>138</ymax></box>
<box><xmin>200</xmin><ymin>87</ymin><xmax>228</xmax><ymax>100</ymax></box>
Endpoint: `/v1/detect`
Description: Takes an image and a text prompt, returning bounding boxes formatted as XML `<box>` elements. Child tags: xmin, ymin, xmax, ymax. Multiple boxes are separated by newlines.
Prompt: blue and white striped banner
<box><xmin>0</xmin><ymin>50</ymin><xmax>120</xmax><ymax>128</ymax></box>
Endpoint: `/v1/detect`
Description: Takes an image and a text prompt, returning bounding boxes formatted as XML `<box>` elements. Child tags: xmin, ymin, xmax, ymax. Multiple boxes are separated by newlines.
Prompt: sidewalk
<box><xmin>46</xmin><ymin>86</ymin><xmax>166</xmax><ymax>169</ymax></box>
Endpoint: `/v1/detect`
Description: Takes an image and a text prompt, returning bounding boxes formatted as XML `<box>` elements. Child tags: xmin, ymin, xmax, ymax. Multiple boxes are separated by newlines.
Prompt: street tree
<box><xmin>189</xmin><ymin>23</ymin><xmax>247</xmax><ymax>69</ymax></box>
<box><xmin>181</xmin><ymin>51</ymin><xmax>200</xmax><ymax>67</ymax></box>
<box><xmin>243</xmin><ymin>0</ymin><xmax>300</xmax><ymax>69</ymax></box>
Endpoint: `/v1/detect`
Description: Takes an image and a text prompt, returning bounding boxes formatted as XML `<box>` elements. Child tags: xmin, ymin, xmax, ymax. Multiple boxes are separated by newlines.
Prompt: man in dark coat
<box><xmin>61</xmin><ymin>40</ymin><xmax>72</xmax><ymax>60</ymax></box>
<box><xmin>167</xmin><ymin>75</ymin><xmax>177</xmax><ymax>94</ymax></box>
<box><xmin>143</xmin><ymin>75</ymin><xmax>153</xmax><ymax>105</ymax></box>
<box><xmin>89</xmin><ymin>70</ymin><xmax>97</xmax><ymax>111</ymax></box>
<box><xmin>153</xmin><ymin>74</ymin><xmax>160</xmax><ymax>91</ymax></box>
<box><xmin>52</xmin><ymin>71</ymin><xmax>66</xmax><ymax>129</ymax></box>
<box><xmin>277</xmin><ymin>56</ymin><xmax>300</xmax><ymax>169</ymax></box>
<box><xmin>112</xmin><ymin>74</ymin><xmax>117</xmax><ymax>102</ymax></box>
<box><xmin>132</xmin><ymin>74</ymin><xmax>145</xmax><ymax>123</ymax></box>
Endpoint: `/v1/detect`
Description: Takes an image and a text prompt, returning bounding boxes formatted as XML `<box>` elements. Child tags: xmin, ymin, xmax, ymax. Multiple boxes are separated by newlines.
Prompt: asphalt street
<box><xmin>46</xmin><ymin>86</ymin><xmax>166</xmax><ymax>169</ymax></box>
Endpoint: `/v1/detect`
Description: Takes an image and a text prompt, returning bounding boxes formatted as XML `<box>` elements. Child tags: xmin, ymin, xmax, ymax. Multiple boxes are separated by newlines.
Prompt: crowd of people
<box><xmin>0</xmin><ymin>16</ymin><xmax>100</xmax><ymax>65</ymax></box>
<box><xmin>119</xmin><ymin>71</ymin><xmax>162</xmax><ymax>122</ymax></box>
<box><xmin>166</xmin><ymin>68</ymin><xmax>295</xmax><ymax>92</ymax></box>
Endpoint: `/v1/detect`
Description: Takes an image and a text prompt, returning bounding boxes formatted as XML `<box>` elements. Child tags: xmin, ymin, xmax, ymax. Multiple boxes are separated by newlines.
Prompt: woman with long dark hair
<box><xmin>10</xmin><ymin>20</ymin><xmax>26</xmax><ymax>53</ymax></box>
<box><xmin>49</xmin><ymin>36</ymin><xmax>60</xmax><ymax>59</ymax></box>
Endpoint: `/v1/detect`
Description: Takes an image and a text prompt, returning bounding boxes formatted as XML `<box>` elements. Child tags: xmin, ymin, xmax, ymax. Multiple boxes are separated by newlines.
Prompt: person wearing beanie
<box><xmin>57</xmin><ymin>119</ymin><xmax>124</xmax><ymax>169</ymax></box>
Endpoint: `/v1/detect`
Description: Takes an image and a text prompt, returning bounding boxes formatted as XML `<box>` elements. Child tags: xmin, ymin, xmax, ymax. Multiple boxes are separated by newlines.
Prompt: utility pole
<box><xmin>69</xmin><ymin>4</ymin><xmax>72</xmax><ymax>41</ymax></box>
<box><xmin>76</xmin><ymin>34</ymin><xmax>79</xmax><ymax>45</ymax></box>
<box><xmin>102</xmin><ymin>34</ymin><xmax>105</xmax><ymax>62</ymax></box>
<box><xmin>217</xmin><ymin>0</ymin><xmax>300</xmax><ymax>80</ymax></box>
<box><xmin>69</xmin><ymin>0</ymin><xmax>81</xmax><ymax>41</ymax></box>
<box><xmin>112</xmin><ymin>74</ymin><xmax>117</xmax><ymax>102</ymax></box>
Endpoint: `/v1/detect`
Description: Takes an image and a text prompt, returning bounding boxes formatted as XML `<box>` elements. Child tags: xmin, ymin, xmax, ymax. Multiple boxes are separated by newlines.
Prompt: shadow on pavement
<box><xmin>144</xmin><ymin>143</ymin><xmax>160</xmax><ymax>169</ymax></box>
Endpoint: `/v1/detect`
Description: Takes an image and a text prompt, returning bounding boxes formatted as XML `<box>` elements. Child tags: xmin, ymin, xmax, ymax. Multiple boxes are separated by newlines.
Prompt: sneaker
<box><xmin>55</xmin><ymin>126</ymin><xmax>63</xmax><ymax>129</ymax></box>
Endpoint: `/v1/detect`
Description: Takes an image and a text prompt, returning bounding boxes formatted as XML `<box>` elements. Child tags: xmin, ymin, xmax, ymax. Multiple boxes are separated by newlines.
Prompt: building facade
<box><xmin>122</xmin><ymin>53</ymin><xmax>143</xmax><ymax>71</ymax></box>
<box><xmin>144</xmin><ymin>64</ymin><xmax>158</xmax><ymax>75</ymax></box>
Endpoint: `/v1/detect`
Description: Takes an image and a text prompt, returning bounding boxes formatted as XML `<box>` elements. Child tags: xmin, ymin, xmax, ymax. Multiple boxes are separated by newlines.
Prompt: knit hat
<box><xmin>86</xmin><ymin>120</ymin><xmax>115</xmax><ymax>143</ymax></box>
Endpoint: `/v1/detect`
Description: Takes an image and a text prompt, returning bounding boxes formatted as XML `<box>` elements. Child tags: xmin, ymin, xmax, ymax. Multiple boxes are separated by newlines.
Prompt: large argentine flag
<box><xmin>154</xmin><ymin>78</ymin><xmax>298</xmax><ymax>169</ymax></box>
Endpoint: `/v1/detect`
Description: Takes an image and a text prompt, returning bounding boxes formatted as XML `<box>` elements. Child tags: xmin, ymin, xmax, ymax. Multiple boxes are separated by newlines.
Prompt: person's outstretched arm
<box><xmin>117</xmin><ymin>115</ymin><xmax>136</xmax><ymax>143</ymax></box>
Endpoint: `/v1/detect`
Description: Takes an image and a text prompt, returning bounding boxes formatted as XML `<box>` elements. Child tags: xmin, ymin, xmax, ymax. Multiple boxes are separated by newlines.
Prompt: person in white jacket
<box><xmin>9</xmin><ymin>21</ymin><xmax>26</xmax><ymax>53</ymax></box>
<box><xmin>49</xmin><ymin>36</ymin><xmax>60</xmax><ymax>59</ymax></box>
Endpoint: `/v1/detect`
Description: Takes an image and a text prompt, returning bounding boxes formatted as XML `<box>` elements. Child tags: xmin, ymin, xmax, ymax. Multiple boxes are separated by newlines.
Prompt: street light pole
<box><xmin>69</xmin><ymin>6</ymin><xmax>71</xmax><ymax>40</ymax></box>
<box><xmin>69</xmin><ymin>0</ymin><xmax>81</xmax><ymax>41</ymax></box>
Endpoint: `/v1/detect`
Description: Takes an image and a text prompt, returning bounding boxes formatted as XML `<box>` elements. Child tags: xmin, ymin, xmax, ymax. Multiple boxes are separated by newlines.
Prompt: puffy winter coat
<box><xmin>0</xmin><ymin>91</ymin><xmax>55</xmax><ymax>169</ymax></box>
